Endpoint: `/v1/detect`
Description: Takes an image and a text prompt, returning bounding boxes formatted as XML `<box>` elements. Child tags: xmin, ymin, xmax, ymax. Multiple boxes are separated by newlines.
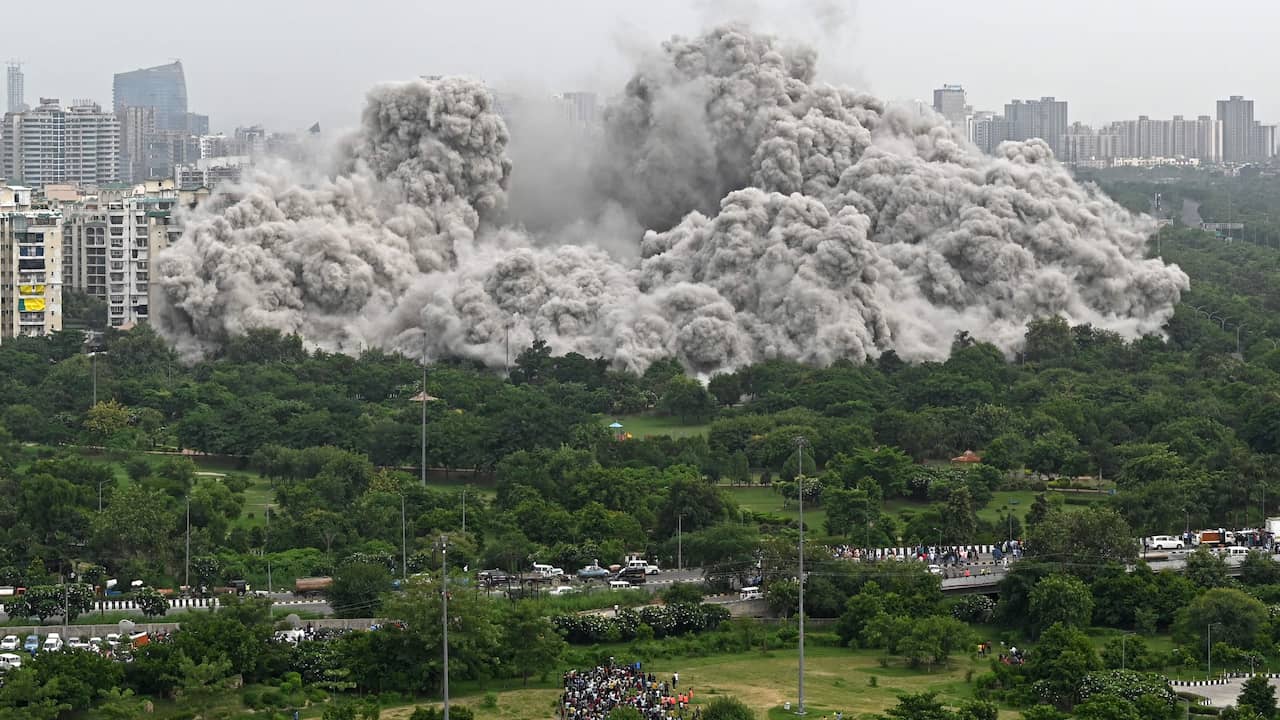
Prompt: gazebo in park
<box><xmin>951</xmin><ymin>450</ymin><xmax>982</xmax><ymax>464</ymax></box>
<box><xmin>608</xmin><ymin>422</ymin><xmax>625</xmax><ymax>440</ymax></box>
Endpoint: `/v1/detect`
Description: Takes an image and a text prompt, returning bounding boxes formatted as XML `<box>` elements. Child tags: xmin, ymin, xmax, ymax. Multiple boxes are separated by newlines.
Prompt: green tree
<box><xmin>659</xmin><ymin>376</ymin><xmax>716</xmax><ymax>424</ymax></box>
<box><xmin>503</xmin><ymin>603</ymin><xmax>568</xmax><ymax>685</ymax></box>
<box><xmin>1183</xmin><ymin>546</ymin><xmax>1230</xmax><ymax>588</ymax></box>
<box><xmin>661</xmin><ymin>583</ymin><xmax>705</xmax><ymax>604</ymax></box>
<box><xmin>84</xmin><ymin>400</ymin><xmax>131</xmax><ymax>441</ymax></box>
<box><xmin>1024</xmin><ymin>506</ymin><xmax>1135</xmax><ymax>578</ymax></box>
<box><xmin>1174</xmin><ymin>588</ymin><xmax>1270</xmax><ymax>654</ymax></box>
<box><xmin>1239</xmin><ymin>674</ymin><xmax>1278</xmax><ymax>720</ymax></box>
<box><xmin>702</xmin><ymin>697</ymin><xmax>755</xmax><ymax>720</ymax></box>
<box><xmin>329</xmin><ymin>562</ymin><xmax>392</xmax><ymax>618</ymax></box>
<box><xmin>1028</xmin><ymin>574</ymin><xmax>1095</xmax><ymax>636</ymax></box>
<box><xmin>878</xmin><ymin>692</ymin><xmax>955</xmax><ymax>720</ymax></box>
<box><xmin>134</xmin><ymin>587</ymin><xmax>169</xmax><ymax>617</ymax></box>
<box><xmin>1240</xmin><ymin>550</ymin><xmax>1280</xmax><ymax>586</ymax></box>
<box><xmin>1024</xmin><ymin>622</ymin><xmax>1103</xmax><ymax>709</ymax></box>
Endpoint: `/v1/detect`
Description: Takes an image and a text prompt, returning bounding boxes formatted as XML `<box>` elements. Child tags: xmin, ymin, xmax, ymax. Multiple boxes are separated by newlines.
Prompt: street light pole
<box><xmin>185</xmin><ymin>496</ymin><xmax>191</xmax><ymax>592</ymax></box>
<box><xmin>677</xmin><ymin>514</ymin><xmax>683</xmax><ymax>571</ymax></box>
<box><xmin>794</xmin><ymin>435</ymin><xmax>808</xmax><ymax>716</ymax></box>
<box><xmin>401</xmin><ymin>493</ymin><xmax>408</xmax><ymax>579</ymax></box>
<box><xmin>441</xmin><ymin>534</ymin><xmax>450</xmax><ymax>720</ymax></box>
<box><xmin>91</xmin><ymin>352</ymin><xmax>98</xmax><ymax>406</ymax></box>
<box><xmin>461</xmin><ymin>487</ymin><xmax>466</xmax><ymax>535</ymax></box>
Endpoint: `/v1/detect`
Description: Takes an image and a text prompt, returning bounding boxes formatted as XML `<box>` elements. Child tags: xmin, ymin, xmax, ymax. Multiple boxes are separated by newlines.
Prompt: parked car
<box><xmin>1149</xmin><ymin>535</ymin><xmax>1184</xmax><ymax>550</ymax></box>
<box><xmin>608</xmin><ymin>580</ymin><xmax>632</xmax><ymax>591</ymax></box>
<box><xmin>22</xmin><ymin>635</ymin><xmax>39</xmax><ymax>654</ymax></box>
<box><xmin>548</xmin><ymin>586</ymin><xmax>577</xmax><ymax>596</ymax></box>
<box><xmin>0</xmin><ymin>653</ymin><xmax>21</xmax><ymax>671</ymax></box>
<box><xmin>105</xmin><ymin>633</ymin><xmax>121</xmax><ymax>648</ymax></box>
<box><xmin>614</xmin><ymin>566</ymin><xmax>646</xmax><ymax>584</ymax></box>
<box><xmin>42</xmin><ymin>634</ymin><xmax>63</xmax><ymax>653</ymax></box>
<box><xmin>739</xmin><ymin>586</ymin><xmax>763</xmax><ymax>600</ymax></box>
<box><xmin>928</xmin><ymin>564</ymin><xmax>944</xmax><ymax>576</ymax></box>
<box><xmin>576</xmin><ymin>565</ymin><xmax>611</xmax><ymax>580</ymax></box>
<box><xmin>88</xmin><ymin>637</ymin><xmax>104</xmax><ymax>650</ymax></box>
<box><xmin>478</xmin><ymin>569</ymin><xmax>511</xmax><ymax>586</ymax></box>
<box><xmin>67</xmin><ymin>637</ymin><xmax>90</xmax><ymax>651</ymax></box>
<box><xmin>0</xmin><ymin>636</ymin><xmax>17</xmax><ymax>652</ymax></box>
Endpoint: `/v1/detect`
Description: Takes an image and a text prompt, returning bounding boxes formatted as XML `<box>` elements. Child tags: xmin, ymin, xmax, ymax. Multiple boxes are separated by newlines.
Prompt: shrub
<box><xmin>951</xmin><ymin>595</ymin><xmax>996</xmax><ymax>623</ymax></box>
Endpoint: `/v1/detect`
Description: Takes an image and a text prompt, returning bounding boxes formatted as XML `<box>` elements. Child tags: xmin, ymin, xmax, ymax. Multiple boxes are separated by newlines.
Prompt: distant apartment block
<box><xmin>0</xmin><ymin>185</ymin><xmax>62</xmax><ymax>340</ymax></box>
<box><xmin>932</xmin><ymin>85</ymin><xmax>970</xmax><ymax>134</ymax></box>
<box><xmin>1005</xmin><ymin>97</ymin><xmax>1069</xmax><ymax>158</ymax></box>
<box><xmin>0</xmin><ymin>98</ymin><xmax>120</xmax><ymax>188</ymax></box>
<box><xmin>5</xmin><ymin>63</ymin><xmax>24</xmax><ymax>114</ymax></box>
<box><xmin>60</xmin><ymin>180</ymin><xmax>182</xmax><ymax>328</ymax></box>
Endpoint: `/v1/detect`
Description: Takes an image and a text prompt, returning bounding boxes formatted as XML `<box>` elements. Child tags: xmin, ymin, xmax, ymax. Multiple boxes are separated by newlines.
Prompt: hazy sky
<box><xmin>10</xmin><ymin>0</ymin><xmax>1278</xmax><ymax>134</ymax></box>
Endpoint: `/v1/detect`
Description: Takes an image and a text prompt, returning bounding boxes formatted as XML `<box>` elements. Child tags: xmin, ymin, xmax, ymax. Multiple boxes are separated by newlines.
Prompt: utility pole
<box><xmin>794</xmin><ymin>435</ymin><xmax>808</xmax><ymax>716</ymax></box>
<box><xmin>401</xmin><ymin>493</ymin><xmax>408</xmax><ymax>579</ymax></box>
<box><xmin>266</xmin><ymin>504</ymin><xmax>273</xmax><ymax>592</ymax></box>
<box><xmin>185</xmin><ymin>496</ymin><xmax>191</xmax><ymax>592</ymax></box>
<box><xmin>677</xmin><ymin>514</ymin><xmax>682</xmax><ymax>571</ymax></box>
<box><xmin>461</xmin><ymin>487</ymin><xmax>466</xmax><ymax>534</ymax></box>
<box><xmin>427</xmin><ymin>330</ymin><xmax>432</xmax><ymax>481</ymax></box>
<box><xmin>441</xmin><ymin>534</ymin><xmax>450</xmax><ymax>720</ymax></box>
<box><xmin>91</xmin><ymin>351</ymin><xmax>98</xmax><ymax>406</ymax></box>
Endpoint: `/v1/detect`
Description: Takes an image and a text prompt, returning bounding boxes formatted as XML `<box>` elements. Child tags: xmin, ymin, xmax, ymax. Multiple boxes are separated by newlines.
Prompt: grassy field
<box><xmin>725</xmin><ymin>486</ymin><xmax>829</xmax><ymax>531</ymax></box>
<box><xmin>606</xmin><ymin>413</ymin><xmax>712</xmax><ymax>439</ymax></box>
<box><xmin>374</xmin><ymin>647</ymin><xmax>1013</xmax><ymax>720</ymax></box>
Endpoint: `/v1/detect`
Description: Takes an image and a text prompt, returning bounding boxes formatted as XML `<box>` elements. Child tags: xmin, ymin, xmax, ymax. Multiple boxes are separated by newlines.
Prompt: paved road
<box><xmin>1177</xmin><ymin>676</ymin><xmax>1280</xmax><ymax>707</ymax></box>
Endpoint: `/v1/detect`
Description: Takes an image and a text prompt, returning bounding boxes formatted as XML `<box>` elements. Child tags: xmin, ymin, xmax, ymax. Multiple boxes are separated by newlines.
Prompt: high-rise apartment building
<box><xmin>1004</xmin><ymin>97</ymin><xmax>1069</xmax><ymax>158</ymax></box>
<box><xmin>61</xmin><ymin>180</ymin><xmax>181</xmax><ymax>327</ymax></box>
<box><xmin>0</xmin><ymin>185</ymin><xmax>62</xmax><ymax>340</ymax></box>
<box><xmin>0</xmin><ymin>99</ymin><xmax>120</xmax><ymax>188</ymax></box>
<box><xmin>932</xmin><ymin>85</ymin><xmax>968</xmax><ymax>131</ymax></box>
<box><xmin>559</xmin><ymin>92</ymin><xmax>599</xmax><ymax>129</ymax></box>
<box><xmin>113</xmin><ymin>62</ymin><xmax>189</xmax><ymax>132</ymax></box>
<box><xmin>973</xmin><ymin>111</ymin><xmax>1011</xmax><ymax>154</ymax></box>
<box><xmin>1195</xmin><ymin>115</ymin><xmax>1223</xmax><ymax>164</ymax></box>
<box><xmin>5</xmin><ymin>63</ymin><xmax>24</xmax><ymax>114</ymax></box>
<box><xmin>1217</xmin><ymin>95</ymin><xmax>1254</xmax><ymax>163</ymax></box>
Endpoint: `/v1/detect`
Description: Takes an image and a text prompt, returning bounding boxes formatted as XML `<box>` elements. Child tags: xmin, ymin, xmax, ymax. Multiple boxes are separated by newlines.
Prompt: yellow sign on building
<box><xmin>19</xmin><ymin>285</ymin><xmax>45</xmax><ymax>296</ymax></box>
<box><xmin>18</xmin><ymin>298</ymin><xmax>46</xmax><ymax>312</ymax></box>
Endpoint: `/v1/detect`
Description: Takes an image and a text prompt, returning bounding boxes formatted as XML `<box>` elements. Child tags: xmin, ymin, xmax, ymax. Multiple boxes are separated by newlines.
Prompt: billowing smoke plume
<box><xmin>154</xmin><ymin>26</ymin><xmax>1189</xmax><ymax>372</ymax></box>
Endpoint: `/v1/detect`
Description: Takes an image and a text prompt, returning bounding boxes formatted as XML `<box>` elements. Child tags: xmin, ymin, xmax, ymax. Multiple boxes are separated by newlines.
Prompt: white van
<box><xmin>1148</xmin><ymin>535</ymin><xmax>1184</xmax><ymax>550</ymax></box>
<box><xmin>1226</xmin><ymin>546</ymin><xmax>1251</xmax><ymax>557</ymax></box>
<box><xmin>740</xmin><ymin>586</ymin><xmax>763</xmax><ymax>600</ymax></box>
<box><xmin>41</xmin><ymin>634</ymin><xmax>63</xmax><ymax>653</ymax></box>
<box><xmin>608</xmin><ymin>580</ymin><xmax>632</xmax><ymax>591</ymax></box>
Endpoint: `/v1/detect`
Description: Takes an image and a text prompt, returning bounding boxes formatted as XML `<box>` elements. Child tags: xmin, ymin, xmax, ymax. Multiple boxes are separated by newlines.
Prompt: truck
<box><xmin>294</xmin><ymin>577</ymin><xmax>333</xmax><ymax>597</ymax></box>
<box><xmin>1198</xmin><ymin>530</ymin><xmax>1226</xmax><ymax>547</ymax></box>
<box><xmin>1267</xmin><ymin>518</ymin><xmax>1280</xmax><ymax>536</ymax></box>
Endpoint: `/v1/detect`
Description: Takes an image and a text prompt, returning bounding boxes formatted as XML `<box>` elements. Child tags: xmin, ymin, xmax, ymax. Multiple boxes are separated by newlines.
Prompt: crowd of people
<box><xmin>561</xmin><ymin>661</ymin><xmax>697</xmax><ymax>720</ymax></box>
<box><xmin>828</xmin><ymin>543</ymin><xmax>1020</xmax><ymax>566</ymax></box>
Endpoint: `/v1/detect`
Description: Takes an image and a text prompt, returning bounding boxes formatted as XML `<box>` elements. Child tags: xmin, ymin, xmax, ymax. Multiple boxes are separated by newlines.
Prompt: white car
<box><xmin>548</xmin><ymin>585</ymin><xmax>577</xmax><ymax>596</ymax></box>
<box><xmin>0</xmin><ymin>653</ymin><xmax>21</xmax><ymax>671</ymax></box>
<box><xmin>41</xmin><ymin>634</ymin><xmax>63</xmax><ymax>653</ymax></box>
<box><xmin>928</xmin><ymin>564</ymin><xmax>944</xmax><ymax>576</ymax></box>
<box><xmin>88</xmin><ymin>637</ymin><xmax>104</xmax><ymax>650</ymax></box>
<box><xmin>1149</xmin><ymin>535</ymin><xmax>1184</xmax><ymax>550</ymax></box>
<box><xmin>0</xmin><ymin>636</ymin><xmax>17</xmax><ymax>652</ymax></box>
<box><xmin>105</xmin><ymin>633</ymin><xmax>121</xmax><ymax>648</ymax></box>
<box><xmin>67</xmin><ymin>637</ymin><xmax>90</xmax><ymax>651</ymax></box>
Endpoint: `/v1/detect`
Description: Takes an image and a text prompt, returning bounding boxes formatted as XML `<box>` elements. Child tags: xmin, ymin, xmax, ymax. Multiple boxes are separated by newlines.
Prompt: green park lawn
<box><xmin>725</xmin><ymin>485</ymin><xmax>829</xmax><ymax>531</ymax></box>
<box><xmin>376</xmin><ymin>646</ymin><xmax>1015</xmax><ymax>720</ymax></box>
<box><xmin>605</xmin><ymin>413</ymin><xmax>711</xmax><ymax>439</ymax></box>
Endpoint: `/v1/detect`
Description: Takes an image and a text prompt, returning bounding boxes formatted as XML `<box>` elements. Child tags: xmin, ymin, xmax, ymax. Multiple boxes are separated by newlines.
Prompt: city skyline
<box><xmin>4</xmin><ymin>0</ymin><xmax>1278</xmax><ymax>134</ymax></box>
